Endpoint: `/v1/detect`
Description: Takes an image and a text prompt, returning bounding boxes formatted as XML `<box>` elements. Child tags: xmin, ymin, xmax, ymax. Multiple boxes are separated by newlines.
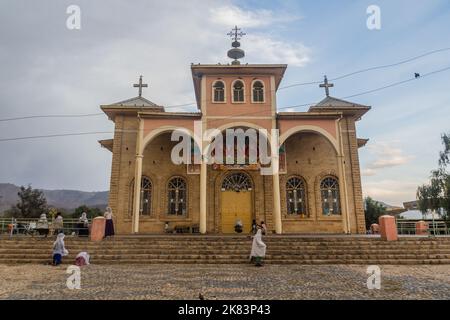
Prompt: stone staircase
<box><xmin>1</xmin><ymin>235</ymin><xmax>450</xmax><ymax>265</ymax></box>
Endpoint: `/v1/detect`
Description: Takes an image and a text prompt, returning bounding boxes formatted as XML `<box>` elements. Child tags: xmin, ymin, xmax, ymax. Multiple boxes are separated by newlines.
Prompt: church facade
<box><xmin>99</xmin><ymin>34</ymin><xmax>370</xmax><ymax>235</ymax></box>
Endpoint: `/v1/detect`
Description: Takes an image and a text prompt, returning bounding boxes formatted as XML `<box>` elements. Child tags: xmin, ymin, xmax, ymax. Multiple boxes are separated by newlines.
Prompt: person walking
<box><xmin>250</xmin><ymin>228</ymin><xmax>266</xmax><ymax>267</ymax></box>
<box><xmin>52</xmin><ymin>233</ymin><xmax>68</xmax><ymax>266</ymax></box>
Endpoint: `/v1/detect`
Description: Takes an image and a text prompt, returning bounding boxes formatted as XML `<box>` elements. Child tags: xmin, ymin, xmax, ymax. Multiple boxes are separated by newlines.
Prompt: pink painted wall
<box><xmin>279</xmin><ymin>118</ymin><xmax>337</xmax><ymax>140</ymax></box>
<box><xmin>204</xmin><ymin>75</ymin><xmax>273</xmax><ymax>118</ymax></box>
<box><xmin>206</xmin><ymin>118</ymin><xmax>273</xmax><ymax>131</ymax></box>
<box><xmin>143</xmin><ymin>118</ymin><xmax>198</xmax><ymax>138</ymax></box>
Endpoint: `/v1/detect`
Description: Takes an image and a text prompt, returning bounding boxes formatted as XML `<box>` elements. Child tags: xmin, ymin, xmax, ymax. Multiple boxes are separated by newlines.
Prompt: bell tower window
<box><xmin>252</xmin><ymin>80</ymin><xmax>264</xmax><ymax>103</ymax></box>
<box><xmin>213</xmin><ymin>81</ymin><xmax>225</xmax><ymax>102</ymax></box>
<box><xmin>232</xmin><ymin>80</ymin><xmax>245</xmax><ymax>102</ymax></box>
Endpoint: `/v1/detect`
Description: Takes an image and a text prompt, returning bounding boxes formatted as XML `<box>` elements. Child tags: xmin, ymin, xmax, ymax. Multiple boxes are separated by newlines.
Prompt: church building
<box><xmin>99</xmin><ymin>27</ymin><xmax>370</xmax><ymax>235</ymax></box>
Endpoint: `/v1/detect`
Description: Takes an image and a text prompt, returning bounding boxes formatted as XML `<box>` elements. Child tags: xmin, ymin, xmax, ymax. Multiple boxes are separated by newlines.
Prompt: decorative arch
<box><xmin>251</xmin><ymin>79</ymin><xmax>265</xmax><ymax>103</ymax></box>
<box><xmin>221</xmin><ymin>171</ymin><xmax>253</xmax><ymax>192</ymax></box>
<box><xmin>203</xmin><ymin>122</ymin><xmax>273</xmax><ymax>164</ymax></box>
<box><xmin>141</xmin><ymin>126</ymin><xmax>200</xmax><ymax>155</ymax></box>
<box><xmin>279</xmin><ymin>125</ymin><xmax>339</xmax><ymax>155</ymax></box>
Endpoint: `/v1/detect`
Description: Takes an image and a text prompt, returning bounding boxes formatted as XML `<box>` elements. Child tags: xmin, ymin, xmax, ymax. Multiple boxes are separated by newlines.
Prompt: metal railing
<box><xmin>0</xmin><ymin>217</ymin><xmax>92</xmax><ymax>237</ymax></box>
<box><xmin>396</xmin><ymin>219</ymin><xmax>449</xmax><ymax>235</ymax></box>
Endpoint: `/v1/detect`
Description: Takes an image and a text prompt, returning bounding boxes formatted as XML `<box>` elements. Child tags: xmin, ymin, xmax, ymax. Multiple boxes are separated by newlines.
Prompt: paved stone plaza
<box><xmin>0</xmin><ymin>264</ymin><xmax>449</xmax><ymax>300</ymax></box>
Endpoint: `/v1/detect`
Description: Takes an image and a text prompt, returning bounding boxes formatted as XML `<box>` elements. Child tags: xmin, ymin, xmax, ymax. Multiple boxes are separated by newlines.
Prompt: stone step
<box><xmin>2</xmin><ymin>238</ymin><xmax>448</xmax><ymax>242</ymax></box>
<box><xmin>2</xmin><ymin>245</ymin><xmax>449</xmax><ymax>249</ymax></box>
<box><xmin>0</xmin><ymin>246</ymin><xmax>445</xmax><ymax>253</ymax></box>
<box><xmin>2</xmin><ymin>248</ymin><xmax>450</xmax><ymax>255</ymax></box>
<box><xmin>2</xmin><ymin>236</ymin><xmax>450</xmax><ymax>265</ymax></box>
<box><xmin>2</xmin><ymin>240</ymin><xmax>450</xmax><ymax>246</ymax></box>
<box><xmin>1</xmin><ymin>258</ymin><xmax>449</xmax><ymax>265</ymax></box>
<box><xmin>3</xmin><ymin>253</ymin><xmax>450</xmax><ymax>260</ymax></box>
<box><xmin>2</xmin><ymin>238</ymin><xmax>449</xmax><ymax>242</ymax></box>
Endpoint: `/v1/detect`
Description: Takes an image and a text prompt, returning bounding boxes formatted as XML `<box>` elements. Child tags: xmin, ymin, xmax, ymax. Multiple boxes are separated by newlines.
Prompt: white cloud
<box><xmin>209</xmin><ymin>5</ymin><xmax>299</xmax><ymax>28</ymax></box>
<box><xmin>362</xmin><ymin>180</ymin><xmax>419</xmax><ymax>206</ymax></box>
<box><xmin>0</xmin><ymin>1</ymin><xmax>311</xmax><ymax>191</ymax></box>
<box><xmin>361</xmin><ymin>168</ymin><xmax>376</xmax><ymax>176</ymax></box>
<box><xmin>361</xmin><ymin>142</ymin><xmax>414</xmax><ymax>176</ymax></box>
<box><xmin>208</xmin><ymin>5</ymin><xmax>309</xmax><ymax>67</ymax></box>
<box><xmin>244</xmin><ymin>35</ymin><xmax>310</xmax><ymax>67</ymax></box>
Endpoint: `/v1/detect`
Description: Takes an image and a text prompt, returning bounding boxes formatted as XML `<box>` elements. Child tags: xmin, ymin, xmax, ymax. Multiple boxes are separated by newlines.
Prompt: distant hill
<box><xmin>0</xmin><ymin>183</ymin><xmax>108</xmax><ymax>214</ymax></box>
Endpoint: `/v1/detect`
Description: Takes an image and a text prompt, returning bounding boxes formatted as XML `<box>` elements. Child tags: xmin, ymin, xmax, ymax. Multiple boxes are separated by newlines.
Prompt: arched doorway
<box><xmin>220</xmin><ymin>172</ymin><xmax>253</xmax><ymax>234</ymax></box>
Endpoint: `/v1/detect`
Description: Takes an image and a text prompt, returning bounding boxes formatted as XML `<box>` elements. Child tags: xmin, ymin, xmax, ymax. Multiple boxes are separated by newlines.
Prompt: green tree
<box><xmin>13</xmin><ymin>185</ymin><xmax>48</xmax><ymax>218</ymax></box>
<box><xmin>417</xmin><ymin>133</ymin><xmax>450</xmax><ymax>222</ymax></box>
<box><xmin>72</xmin><ymin>205</ymin><xmax>102</xmax><ymax>219</ymax></box>
<box><xmin>364</xmin><ymin>197</ymin><xmax>386</xmax><ymax>230</ymax></box>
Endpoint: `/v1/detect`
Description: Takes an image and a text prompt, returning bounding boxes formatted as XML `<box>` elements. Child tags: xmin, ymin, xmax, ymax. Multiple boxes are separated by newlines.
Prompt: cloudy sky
<box><xmin>0</xmin><ymin>0</ymin><xmax>449</xmax><ymax>206</ymax></box>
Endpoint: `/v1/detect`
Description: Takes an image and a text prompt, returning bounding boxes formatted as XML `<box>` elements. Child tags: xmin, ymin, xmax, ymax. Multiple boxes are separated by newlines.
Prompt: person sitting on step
<box><xmin>234</xmin><ymin>219</ymin><xmax>243</xmax><ymax>233</ymax></box>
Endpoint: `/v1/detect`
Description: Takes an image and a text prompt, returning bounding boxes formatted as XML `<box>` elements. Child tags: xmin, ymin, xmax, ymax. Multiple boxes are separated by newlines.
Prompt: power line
<box><xmin>205</xmin><ymin>64</ymin><xmax>450</xmax><ymax>126</ymax></box>
<box><xmin>341</xmin><ymin>65</ymin><xmax>450</xmax><ymax>100</ymax></box>
<box><xmin>1</xmin><ymin>47</ymin><xmax>449</xmax><ymax>122</ymax></box>
<box><xmin>0</xmin><ymin>113</ymin><xmax>104</xmax><ymax>122</ymax></box>
<box><xmin>278</xmin><ymin>47</ymin><xmax>450</xmax><ymax>90</ymax></box>
<box><xmin>0</xmin><ymin>131</ymin><xmax>113</xmax><ymax>142</ymax></box>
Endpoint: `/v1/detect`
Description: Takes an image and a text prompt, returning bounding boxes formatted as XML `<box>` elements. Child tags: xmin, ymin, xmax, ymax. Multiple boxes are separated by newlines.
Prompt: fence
<box><xmin>0</xmin><ymin>217</ymin><xmax>92</xmax><ymax>237</ymax></box>
<box><xmin>396</xmin><ymin>219</ymin><xmax>449</xmax><ymax>235</ymax></box>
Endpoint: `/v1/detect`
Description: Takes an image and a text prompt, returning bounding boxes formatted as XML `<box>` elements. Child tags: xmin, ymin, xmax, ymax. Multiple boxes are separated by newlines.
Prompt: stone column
<box><xmin>199</xmin><ymin>76</ymin><xmax>207</xmax><ymax>234</ymax></box>
<box><xmin>338</xmin><ymin>118</ymin><xmax>351</xmax><ymax>234</ymax></box>
<box><xmin>272</xmin><ymin>171</ymin><xmax>283</xmax><ymax>234</ymax></box>
<box><xmin>132</xmin><ymin>117</ymin><xmax>144</xmax><ymax>234</ymax></box>
<box><xmin>269</xmin><ymin>80</ymin><xmax>282</xmax><ymax>234</ymax></box>
<box><xmin>199</xmin><ymin>160</ymin><xmax>207</xmax><ymax>234</ymax></box>
<box><xmin>271</xmin><ymin>149</ymin><xmax>282</xmax><ymax>234</ymax></box>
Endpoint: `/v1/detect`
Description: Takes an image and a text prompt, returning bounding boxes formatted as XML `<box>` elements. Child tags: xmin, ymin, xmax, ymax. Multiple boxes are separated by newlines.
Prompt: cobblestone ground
<box><xmin>0</xmin><ymin>264</ymin><xmax>449</xmax><ymax>300</ymax></box>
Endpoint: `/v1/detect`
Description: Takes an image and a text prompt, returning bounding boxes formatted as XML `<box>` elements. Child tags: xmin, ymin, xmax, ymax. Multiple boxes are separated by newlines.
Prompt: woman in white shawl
<box><xmin>250</xmin><ymin>228</ymin><xmax>266</xmax><ymax>267</ymax></box>
<box><xmin>75</xmin><ymin>252</ymin><xmax>90</xmax><ymax>266</ymax></box>
<box><xmin>77</xmin><ymin>212</ymin><xmax>89</xmax><ymax>236</ymax></box>
<box><xmin>36</xmin><ymin>213</ymin><xmax>49</xmax><ymax>237</ymax></box>
<box><xmin>52</xmin><ymin>233</ymin><xmax>68</xmax><ymax>266</ymax></box>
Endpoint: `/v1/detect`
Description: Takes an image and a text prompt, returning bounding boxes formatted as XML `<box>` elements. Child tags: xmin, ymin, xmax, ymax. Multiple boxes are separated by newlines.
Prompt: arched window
<box><xmin>286</xmin><ymin>177</ymin><xmax>307</xmax><ymax>216</ymax></box>
<box><xmin>232</xmin><ymin>80</ymin><xmax>244</xmax><ymax>102</ymax></box>
<box><xmin>129</xmin><ymin>176</ymin><xmax>152</xmax><ymax>216</ymax></box>
<box><xmin>168</xmin><ymin>177</ymin><xmax>187</xmax><ymax>216</ymax></box>
<box><xmin>213</xmin><ymin>81</ymin><xmax>225</xmax><ymax>102</ymax></box>
<box><xmin>252</xmin><ymin>81</ymin><xmax>264</xmax><ymax>102</ymax></box>
<box><xmin>221</xmin><ymin>172</ymin><xmax>252</xmax><ymax>192</ymax></box>
<box><xmin>320</xmin><ymin>177</ymin><xmax>341</xmax><ymax>215</ymax></box>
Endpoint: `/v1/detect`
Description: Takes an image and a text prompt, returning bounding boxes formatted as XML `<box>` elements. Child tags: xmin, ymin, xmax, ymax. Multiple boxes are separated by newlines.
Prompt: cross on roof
<box><xmin>133</xmin><ymin>75</ymin><xmax>148</xmax><ymax>97</ymax></box>
<box><xmin>319</xmin><ymin>75</ymin><xmax>334</xmax><ymax>97</ymax></box>
<box><xmin>227</xmin><ymin>25</ymin><xmax>246</xmax><ymax>42</ymax></box>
